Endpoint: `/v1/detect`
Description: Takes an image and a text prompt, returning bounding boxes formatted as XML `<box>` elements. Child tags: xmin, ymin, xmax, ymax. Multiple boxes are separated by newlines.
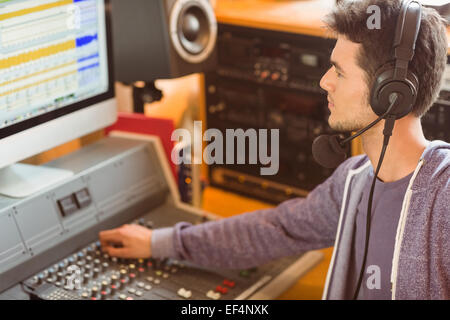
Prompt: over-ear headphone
<box><xmin>370</xmin><ymin>0</ymin><xmax>422</xmax><ymax>119</ymax></box>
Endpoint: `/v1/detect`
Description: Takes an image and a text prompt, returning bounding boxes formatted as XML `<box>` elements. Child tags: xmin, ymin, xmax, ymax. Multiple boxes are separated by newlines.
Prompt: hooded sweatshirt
<box><xmin>151</xmin><ymin>140</ymin><xmax>450</xmax><ymax>299</ymax></box>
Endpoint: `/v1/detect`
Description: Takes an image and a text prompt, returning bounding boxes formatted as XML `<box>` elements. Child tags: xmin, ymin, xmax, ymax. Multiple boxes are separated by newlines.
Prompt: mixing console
<box><xmin>0</xmin><ymin>135</ymin><xmax>322</xmax><ymax>300</ymax></box>
<box><xmin>22</xmin><ymin>215</ymin><xmax>303</xmax><ymax>301</ymax></box>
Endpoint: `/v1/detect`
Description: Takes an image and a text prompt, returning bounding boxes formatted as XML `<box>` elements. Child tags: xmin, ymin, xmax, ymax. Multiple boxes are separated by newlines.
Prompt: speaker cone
<box><xmin>170</xmin><ymin>0</ymin><xmax>217</xmax><ymax>63</ymax></box>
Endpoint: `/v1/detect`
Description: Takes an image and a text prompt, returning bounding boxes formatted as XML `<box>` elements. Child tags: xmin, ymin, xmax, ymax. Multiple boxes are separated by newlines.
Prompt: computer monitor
<box><xmin>0</xmin><ymin>0</ymin><xmax>116</xmax><ymax>198</ymax></box>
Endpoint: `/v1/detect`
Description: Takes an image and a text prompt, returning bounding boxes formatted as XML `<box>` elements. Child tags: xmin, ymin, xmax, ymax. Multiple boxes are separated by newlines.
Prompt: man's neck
<box><xmin>361</xmin><ymin>115</ymin><xmax>429</xmax><ymax>183</ymax></box>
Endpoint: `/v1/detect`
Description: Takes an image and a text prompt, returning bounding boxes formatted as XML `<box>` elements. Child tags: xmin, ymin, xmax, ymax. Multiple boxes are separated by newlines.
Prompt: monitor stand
<box><xmin>0</xmin><ymin>163</ymin><xmax>74</xmax><ymax>198</ymax></box>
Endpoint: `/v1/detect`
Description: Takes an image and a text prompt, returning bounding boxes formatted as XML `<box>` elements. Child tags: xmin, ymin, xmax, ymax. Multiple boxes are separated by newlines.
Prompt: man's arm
<box><xmin>152</xmin><ymin>155</ymin><xmax>368</xmax><ymax>269</ymax></box>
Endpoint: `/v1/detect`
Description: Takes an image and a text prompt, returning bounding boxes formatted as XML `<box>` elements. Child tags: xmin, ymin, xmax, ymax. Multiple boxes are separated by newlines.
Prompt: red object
<box><xmin>215</xmin><ymin>285</ymin><xmax>228</xmax><ymax>294</ymax></box>
<box><xmin>129</xmin><ymin>273</ymin><xmax>136</xmax><ymax>279</ymax></box>
<box><xmin>105</xmin><ymin>112</ymin><xmax>177</xmax><ymax>183</ymax></box>
<box><xmin>223</xmin><ymin>279</ymin><xmax>235</xmax><ymax>288</ymax></box>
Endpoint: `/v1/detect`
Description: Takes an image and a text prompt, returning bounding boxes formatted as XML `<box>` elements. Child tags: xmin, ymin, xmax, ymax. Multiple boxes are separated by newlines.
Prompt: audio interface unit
<box><xmin>205</xmin><ymin>24</ymin><xmax>348</xmax><ymax>203</ymax></box>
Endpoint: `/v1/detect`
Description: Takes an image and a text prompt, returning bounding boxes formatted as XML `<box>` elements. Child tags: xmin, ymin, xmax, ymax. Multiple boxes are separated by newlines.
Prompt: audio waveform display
<box><xmin>0</xmin><ymin>0</ymin><xmax>72</xmax><ymax>22</ymax></box>
<box><xmin>76</xmin><ymin>33</ymin><xmax>98</xmax><ymax>47</ymax></box>
<box><xmin>0</xmin><ymin>40</ymin><xmax>76</xmax><ymax>70</ymax></box>
<box><xmin>0</xmin><ymin>0</ymin><xmax>108</xmax><ymax>130</ymax></box>
<box><xmin>77</xmin><ymin>52</ymin><xmax>99</xmax><ymax>63</ymax></box>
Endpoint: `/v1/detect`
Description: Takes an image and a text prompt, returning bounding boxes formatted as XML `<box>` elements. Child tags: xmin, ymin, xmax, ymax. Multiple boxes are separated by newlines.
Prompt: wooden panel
<box><xmin>21</xmin><ymin>139</ymin><xmax>82</xmax><ymax>165</ymax></box>
<box><xmin>215</xmin><ymin>0</ymin><xmax>450</xmax><ymax>54</ymax></box>
<box><xmin>215</xmin><ymin>0</ymin><xmax>334</xmax><ymax>37</ymax></box>
<box><xmin>21</xmin><ymin>130</ymin><xmax>104</xmax><ymax>166</ymax></box>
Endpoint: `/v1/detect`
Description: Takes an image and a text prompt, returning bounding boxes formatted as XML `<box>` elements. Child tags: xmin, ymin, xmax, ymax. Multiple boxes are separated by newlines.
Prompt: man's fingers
<box><xmin>104</xmin><ymin>246</ymin><xmax>131</xmax><ymax>258</ymax></box>
<box><xmin>99</xmin><ymin>229</ymin><xmax>125</xmax><ymax>249</ymax></box>
<box><xmin>99</xmin><ymin>228</ymin><xmax>124</xmax><ymax>241</ymax></box>
<box><xmin>100</xmin><ymin>240</ymin><xmax>124</xmax><ymax>252</ymax></box>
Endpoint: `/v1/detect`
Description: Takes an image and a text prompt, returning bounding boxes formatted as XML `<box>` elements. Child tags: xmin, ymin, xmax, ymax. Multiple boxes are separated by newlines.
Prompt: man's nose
<box><xmin>320</xmin><ymin>68</ymin><xmax>335</xmax><ymax>93</ymax></box>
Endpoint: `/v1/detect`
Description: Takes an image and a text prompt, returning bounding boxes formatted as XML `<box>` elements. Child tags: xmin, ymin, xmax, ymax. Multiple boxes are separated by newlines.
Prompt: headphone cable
<box><xmin>352</xmin><ymin>110</ymin><xmax>397</xmax><ymax>300</ymax></box>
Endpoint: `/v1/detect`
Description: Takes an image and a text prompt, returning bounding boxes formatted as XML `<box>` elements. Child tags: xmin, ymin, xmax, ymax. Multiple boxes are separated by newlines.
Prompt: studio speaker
<box><xmin>110</xmin><ymin>0</ymin><xmax>217</xmax><ymax>83</ymax></box>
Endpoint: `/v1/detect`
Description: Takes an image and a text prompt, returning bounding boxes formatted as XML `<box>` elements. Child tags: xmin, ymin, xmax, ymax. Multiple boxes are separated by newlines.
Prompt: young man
<box><xmin>99</xmin><ymin>0</ymin><xmax>449</xmax><ymax>299</ymax></box>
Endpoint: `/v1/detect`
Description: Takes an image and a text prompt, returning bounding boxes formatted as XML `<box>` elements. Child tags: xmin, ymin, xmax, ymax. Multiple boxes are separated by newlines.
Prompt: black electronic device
<box><xmin>422</xmin><ymin>55</ymin><xmax>450</xmax><ymax>143</ymax></box>
<box><xmin>205</xmin><ymin>23</ymin><xmax>347</xmax><ymax>203</ymax></box>
<box><xmin>370</xmin><ymin>0</ymin><xmax>421</xmax><ymax>119</ymax></box>
<box><xmin>0</xmin><ymin>135</ymin><xmax>322</xmax><ymax>300</ymax></box>
<box><xmin>422</xmin><ymin>93</ymin><xmax>450</xmax><ymax>142</ymax></box>
<box><xmin>110</xmin><ymin>0</ymin><xmax>218</xmax><ymax>84</ymax></box>
<box><xmin>21</xmin><ymin>218</ymin><xmax>306</xmax><ymax>301</ymax></box>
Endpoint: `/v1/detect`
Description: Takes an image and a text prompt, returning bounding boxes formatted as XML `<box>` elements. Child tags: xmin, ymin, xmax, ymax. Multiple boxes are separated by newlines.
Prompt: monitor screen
<box><xmin>0</xmin><ymin>0</ymin><xmax>114</xmax><ymax>139</ymax></box>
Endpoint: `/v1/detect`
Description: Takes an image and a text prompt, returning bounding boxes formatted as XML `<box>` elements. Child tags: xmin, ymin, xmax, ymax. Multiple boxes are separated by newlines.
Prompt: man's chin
<box><xmin>328</xmin><ymin>119</ymin><xmax>362</xmax><ymax>133</ymax></box>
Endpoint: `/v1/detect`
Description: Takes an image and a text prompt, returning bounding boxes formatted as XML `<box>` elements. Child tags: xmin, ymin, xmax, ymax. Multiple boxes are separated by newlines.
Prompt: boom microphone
<box><xmin>311</xmin><ymin>134</ymin><xmax>350</xmax><ymax>169</ymax></box>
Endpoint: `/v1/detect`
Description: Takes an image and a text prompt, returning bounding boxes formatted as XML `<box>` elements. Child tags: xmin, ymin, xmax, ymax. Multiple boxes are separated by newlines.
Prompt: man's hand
<box><xmin>99</xmin><ymin>224</ymin><xmax>152</xmax><ymax>259</ymax></box>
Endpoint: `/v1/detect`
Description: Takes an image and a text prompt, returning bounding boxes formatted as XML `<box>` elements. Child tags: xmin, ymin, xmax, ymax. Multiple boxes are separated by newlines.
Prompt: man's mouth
<box><xmin>327</xmin><ymin>97</ymin><xmax>334</xmax><ymax>108</ymax></box>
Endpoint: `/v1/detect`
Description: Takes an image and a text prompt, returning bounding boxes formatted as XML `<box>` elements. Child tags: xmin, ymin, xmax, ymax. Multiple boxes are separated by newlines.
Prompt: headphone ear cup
<box><xmin>370</xmin><ymin>65</ymin><xmax>419</xmax><ymax>119</ymax></box>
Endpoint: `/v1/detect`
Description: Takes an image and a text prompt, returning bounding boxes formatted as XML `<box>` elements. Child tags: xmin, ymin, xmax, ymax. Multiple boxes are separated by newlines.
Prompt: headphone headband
<box><xmin>393</xmin><ymin>0</ymin><xmax>422</xmax><ymax>79</ymax></box>
<box><xmin>370</xmin><ymin>0</ymin><xmax>422</xmax><ymax>119</ymax></box>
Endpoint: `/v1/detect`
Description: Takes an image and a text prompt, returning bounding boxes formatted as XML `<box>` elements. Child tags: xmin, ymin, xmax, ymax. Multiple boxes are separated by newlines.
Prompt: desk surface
<box><xmin>215</xmin><ymin>0</ymin><xmax>333</xmax><ymax>37</ymax></box>
<box><xmin>215</xmin><ymin>0</ymin><xmax>450</xmax><ymax>54</ymax></box>
<box><xmin>202</xmin><ymin>186</ymin><xmax>333</xmax><ymax>300</ymax></box>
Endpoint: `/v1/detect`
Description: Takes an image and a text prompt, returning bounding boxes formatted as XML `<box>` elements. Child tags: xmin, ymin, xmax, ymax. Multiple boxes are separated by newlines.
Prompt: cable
<box><xmin>352</xmin><ymin>107</ymin><xmax>397</xmax><ymax>300</ymax></box>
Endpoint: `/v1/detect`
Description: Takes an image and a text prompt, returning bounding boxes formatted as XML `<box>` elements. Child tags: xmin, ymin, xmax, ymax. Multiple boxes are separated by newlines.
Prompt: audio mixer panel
<box><xmin>205</xmin><ymin>24</ymin><xmax>348</xmax><ymax>203</ymax></box>
<box><xmin>22</xmin><ymin>213</ymin><xmax>304</xmax><ymax>301</ymax></box>
<box><xmin>0</xmin><ymin>134</ymin><xmax>323</xmax><ymax>300</ymax></box>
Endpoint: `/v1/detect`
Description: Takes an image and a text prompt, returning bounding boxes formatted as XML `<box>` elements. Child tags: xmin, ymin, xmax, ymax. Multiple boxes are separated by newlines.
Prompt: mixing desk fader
<box><xmin>22</xmin><ymin>226</ymin><xmax>308</xmax><ymax>301</ymax></box>
<box><xmin>0</xmin><ymin>133</ymin><xmax>323</xmax><ymax>300</ymax></box>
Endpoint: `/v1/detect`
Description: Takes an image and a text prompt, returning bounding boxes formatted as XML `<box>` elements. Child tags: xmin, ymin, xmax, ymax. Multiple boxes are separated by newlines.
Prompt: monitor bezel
<box><xmin>0</xmin><ymin>0</ymin><xmax>115</xmax><ymax>140</ymax></box>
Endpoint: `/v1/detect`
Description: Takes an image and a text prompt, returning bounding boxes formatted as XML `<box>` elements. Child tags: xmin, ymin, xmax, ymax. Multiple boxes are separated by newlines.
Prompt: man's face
<box><xmin>319</xmin><ymin>36</ymin><xmax>377</xmax><ymax>132</ymax></box>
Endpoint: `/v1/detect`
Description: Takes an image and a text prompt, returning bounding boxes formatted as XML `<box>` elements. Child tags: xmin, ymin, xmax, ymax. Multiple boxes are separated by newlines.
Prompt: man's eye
<box><xmin>330</xmin><ymin>64</ymin><xmax>343</xmax><ymax>78</ymax></box>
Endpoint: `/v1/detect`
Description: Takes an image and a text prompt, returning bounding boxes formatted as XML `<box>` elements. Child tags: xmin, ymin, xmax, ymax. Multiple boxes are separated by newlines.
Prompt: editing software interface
<box><xmin>0</xmin><ymin>0</ymin><xmax>109</xmax><ymax>129</ymax></box>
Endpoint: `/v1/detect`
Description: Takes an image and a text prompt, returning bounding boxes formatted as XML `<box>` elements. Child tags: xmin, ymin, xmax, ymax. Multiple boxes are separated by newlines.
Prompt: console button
<box><xmin>57</xmin><ymin>195</ymin><xmax>78</xmax><ymax>217</ymax></box>
<box><xmin>73</xmin><ymin>188</ymin><xmax>92</xmax><ymax>209</ymax></box>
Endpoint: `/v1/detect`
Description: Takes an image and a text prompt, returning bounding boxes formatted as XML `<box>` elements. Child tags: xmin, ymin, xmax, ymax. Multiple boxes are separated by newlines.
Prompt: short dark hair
<box><xmin>324</xmin><ymin>0</ymin><xmax>448</xmax><ymax>118</ymax></box>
